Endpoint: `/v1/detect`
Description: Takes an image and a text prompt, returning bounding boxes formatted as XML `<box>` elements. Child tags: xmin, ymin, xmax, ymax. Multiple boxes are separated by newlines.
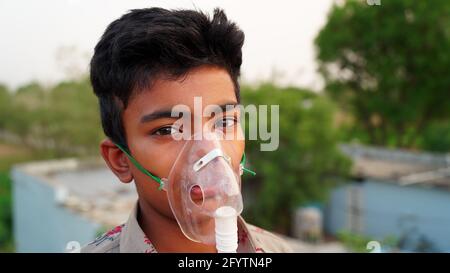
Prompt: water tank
<box><xmin>293</xmin><ymin>206</ymin><xmax>323</xmax><ymax>242</ymax></box>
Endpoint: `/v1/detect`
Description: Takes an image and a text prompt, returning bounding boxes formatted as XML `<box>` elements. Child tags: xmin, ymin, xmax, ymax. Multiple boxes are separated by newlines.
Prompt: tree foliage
<box><xmin>315</xmin><ymin>0</ymin><xmax>450</xmax><ymax>149</ymax></box>
<box><xmin>241</xmin><ymin>84</ymin><xmax>351</xmax><ymax>233</ymax></box>
<box><xmin>1</xmin><ymin>78</ymin><xmax>103</xmax><ymax>157</ymax></box>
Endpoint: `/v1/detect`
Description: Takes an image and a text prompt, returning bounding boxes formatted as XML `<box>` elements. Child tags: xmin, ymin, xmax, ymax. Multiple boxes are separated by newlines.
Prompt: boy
<box><xmin>82</xmin><ymin>7</ymin><xmax>292</xmax><ymax>253</ymax></box>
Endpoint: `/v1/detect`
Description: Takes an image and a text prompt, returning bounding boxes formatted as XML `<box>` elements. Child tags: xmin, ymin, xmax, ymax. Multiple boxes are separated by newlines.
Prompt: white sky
<box><xmin>0</xmin><ymin>0</ymin><xmax>334</xmax><ymax>90</ymax></box>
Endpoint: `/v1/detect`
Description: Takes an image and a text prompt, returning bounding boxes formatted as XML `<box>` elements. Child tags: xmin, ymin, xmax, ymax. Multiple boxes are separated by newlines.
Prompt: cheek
<box><xmin>131</xmin><ymin>139</ymin><xmax>182</xmax><ymax>179</ymax></box>
<box><xmin>128</xmin><ymin>141</ymin><xmax>184</xmax><ymax>219</ymax></box>
<box><xmin>132</xmin><ymin>169</ymin><xmax>174</xmax><ymax>217</ymax></box>
<box><xmin>231</xmin><ymin>139</ymin><xmax>245</xmax><ymax>169</ymax></box>
<box><xmin>235</xmin><ymin>125</ymin><xmax>245</xmax><ymax>155</ymax></box>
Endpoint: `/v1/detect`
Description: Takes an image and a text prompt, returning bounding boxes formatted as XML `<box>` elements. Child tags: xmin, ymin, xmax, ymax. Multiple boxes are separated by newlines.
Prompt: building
<box><xmin>11</xmin><ymin>158</ymin><xmax>137</xmax><ymax>252</ymax></box>
<box><xmin>325</xmin><ymin>144</ymin><xmax>450</xmax><ymax>252</ymax></box>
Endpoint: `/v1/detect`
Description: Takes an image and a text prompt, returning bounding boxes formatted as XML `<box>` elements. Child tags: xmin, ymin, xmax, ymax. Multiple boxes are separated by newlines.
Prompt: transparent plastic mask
<box><xmin>162</xmin><ymin>131</ymin><xmax>243</xmax><ymax>245</ymax></box>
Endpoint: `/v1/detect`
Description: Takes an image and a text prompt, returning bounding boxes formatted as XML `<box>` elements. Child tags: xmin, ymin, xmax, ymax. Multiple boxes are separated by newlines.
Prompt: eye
<box><xmin>215</xmin><ymin>116</ymin><xmax>238</xmax><ymax>129</ymax></box>
<box><xmin>152</xmin><ymin>125</ymin><xmax>182</xmax><ymax>136</ymax></box>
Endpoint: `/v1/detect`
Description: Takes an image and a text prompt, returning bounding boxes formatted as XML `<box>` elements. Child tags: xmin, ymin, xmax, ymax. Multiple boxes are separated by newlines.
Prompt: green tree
<box><xmin>315</xmin><ymin>0</ymin><xmax>450</xmax><ymax>149</ymax></box>
<box><xmin>0</xmin><ymin>172</ymin><xmax>13</xmax><ymax>252</ymax></box>
<box><xmin>3</xmin><ymin>78</ymin><xmax>103</xmax><ymax>157</ymax></box>
<box><xmin>0</xmin><ymin>85</ymin><xmax>12</xmax><ymax>130</ymax></box>
<box><xmin>5</xmin><ymin>82</ymin><xmax>46</xmax><ymax>146</ymax></box>
<box><xmin>241</xmin><ymin>84</ymin><xmax>351</xmax><ymax>233</ymax></box>
<box><xmin>420</xmin><ymin>122</ymin><xmax>450</xmax><ymax>152</ymax></box>
<box><xmin>46</xmin><ymin>78</ymin><xmax>103</xmax><ymax>156</ymax></box>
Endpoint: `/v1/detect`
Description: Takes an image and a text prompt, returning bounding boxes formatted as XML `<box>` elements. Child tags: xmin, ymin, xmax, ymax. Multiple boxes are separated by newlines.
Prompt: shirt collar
<box><xmin>119</xmin><ymin>202</ymin><xmax>257</xmax><ymax>253</ymax></box>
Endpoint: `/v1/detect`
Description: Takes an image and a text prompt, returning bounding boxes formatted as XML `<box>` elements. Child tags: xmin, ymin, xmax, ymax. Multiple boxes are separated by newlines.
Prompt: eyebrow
<box><xmin>140</xmin><ymin>101</ymin><xmax>238</xmax><ymax>124</ymax></box>
<box><xmin>140</xmin><ymin>109</ymin><xmax>177</xmax><ymax>124</ymax></box>
<box><xmin>205</xmin><ymin>101</ymin><xmax>239</xmax><ymax>115</ymax></box>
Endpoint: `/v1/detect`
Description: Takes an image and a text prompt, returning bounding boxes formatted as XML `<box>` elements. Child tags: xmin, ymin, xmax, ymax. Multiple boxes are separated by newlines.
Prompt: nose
<box><xmin>190</xmin><ymin>130</ymin><xmax>237</xmax><ymax>160</ymax></box>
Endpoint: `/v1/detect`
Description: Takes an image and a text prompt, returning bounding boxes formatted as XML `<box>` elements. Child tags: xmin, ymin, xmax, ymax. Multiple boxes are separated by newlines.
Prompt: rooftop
<box><xmin>13</xmin><ymin>158</ymin><xmax>137</xmax><ymax>227</ymax></box>
<box><xmin>341</xmin><ymin>144</ymin><xmax>450</xmax><ymax>189</ymax></box>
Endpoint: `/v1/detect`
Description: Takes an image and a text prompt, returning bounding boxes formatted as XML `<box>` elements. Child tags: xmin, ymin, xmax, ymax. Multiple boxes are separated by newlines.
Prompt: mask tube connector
<box><xmin>214</xmin><ymin>206</ymin><xmax>239</xmax><ymax>253</ymax></box>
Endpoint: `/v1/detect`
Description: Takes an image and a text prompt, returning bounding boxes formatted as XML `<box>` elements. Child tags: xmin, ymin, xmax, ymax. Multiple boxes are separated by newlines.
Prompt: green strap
<box><xmin>114</xmin><ymin>142</ymin><xmax>255</xmax><ymax>191</ymax></box>
<box><xmin>241</xmin><ymin>152</ymin><xmax>256</xmax><ymax>176</ymax></box>
<box><xmin>114</xmin><ymin>143</ymin><xmax>165</xmax><ymax>190</ymax></box>
<box><xmin>242</xmin><ymin>166</ymin><xmax>256</xmax><ymax>176</ymax></box>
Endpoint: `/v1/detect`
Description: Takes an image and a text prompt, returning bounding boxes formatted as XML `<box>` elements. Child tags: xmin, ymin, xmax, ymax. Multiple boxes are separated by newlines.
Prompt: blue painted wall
<box><xmin>11</xmin><ymin>168</ymin><xmax>100</xmax><ymax>252</ymax></box>
<box><xmin>325</xmin><ymin>180</ymin><xmax>450</xmax><ymax>252</ymax></box>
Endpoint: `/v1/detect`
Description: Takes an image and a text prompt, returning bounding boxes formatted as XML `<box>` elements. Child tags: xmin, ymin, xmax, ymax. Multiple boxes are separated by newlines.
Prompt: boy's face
<box><xmin>104</xmin><ymin>65</ymin><xmax>244</xmax><ymax>220</ymax></box>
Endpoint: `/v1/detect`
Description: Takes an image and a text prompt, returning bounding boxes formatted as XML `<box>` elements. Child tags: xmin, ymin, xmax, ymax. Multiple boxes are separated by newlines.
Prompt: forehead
<box><xmin>124</xmin><ymin>66</ymin><xmax>237</xmax><ymax>118</ymax></box>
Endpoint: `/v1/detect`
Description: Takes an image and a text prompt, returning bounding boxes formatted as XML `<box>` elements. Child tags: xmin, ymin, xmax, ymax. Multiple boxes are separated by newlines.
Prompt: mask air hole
<box><xmin>189</xmin><ymin>185</ymin><xmax>204</xmax><ymax>207</ymax></box>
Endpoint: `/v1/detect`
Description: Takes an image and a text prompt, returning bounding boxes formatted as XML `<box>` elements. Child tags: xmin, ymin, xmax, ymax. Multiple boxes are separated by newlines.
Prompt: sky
<box><xmin>0</xmin><ymin>0</ymin><xmax>335</xmax><ymax>91</ymax></box>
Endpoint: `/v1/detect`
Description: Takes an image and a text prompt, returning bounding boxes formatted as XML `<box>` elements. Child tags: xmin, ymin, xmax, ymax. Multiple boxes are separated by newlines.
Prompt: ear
<box><xmin>100</xmin><ymin>139</ymin><xmax>133</xmax><ymax>183</ymax></box>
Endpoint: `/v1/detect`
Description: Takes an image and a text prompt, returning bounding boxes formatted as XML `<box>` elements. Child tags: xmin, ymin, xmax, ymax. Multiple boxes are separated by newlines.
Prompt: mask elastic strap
<box><xmin>114</xmin><ymin>142</ymin><xmax>165</xmax><ymax>190</ymax></box>
<box><xmin>114</xmin><ymin>142</ymin><xmax>255</xmax><ymax>190</ymax></box>
<box><xmin>240</xmin><ymin>152</ymin><xmax>256</xmax><ymax>176</ymax></box>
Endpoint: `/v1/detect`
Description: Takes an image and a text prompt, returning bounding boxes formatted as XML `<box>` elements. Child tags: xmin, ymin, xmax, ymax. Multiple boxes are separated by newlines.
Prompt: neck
<box><xmin>137</xmin><ymin>199</ymin><xmax>217</xmax><ymax>253</ymax></box>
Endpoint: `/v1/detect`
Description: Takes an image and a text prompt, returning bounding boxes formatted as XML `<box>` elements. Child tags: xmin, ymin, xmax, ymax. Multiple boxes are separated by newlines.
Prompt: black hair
<box><xmin>90</xmin><ymin>7</ymin><xmax>245</xmax><ymax>149</ymax></box>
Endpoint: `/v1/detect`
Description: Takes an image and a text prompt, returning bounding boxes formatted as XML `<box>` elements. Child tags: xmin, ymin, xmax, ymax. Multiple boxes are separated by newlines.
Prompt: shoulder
<box><xmin>81</xmin><ymin>224</ymin><xmax>125</xmax><ymax>253</ymax></box>
<box><xmin>246</xmin><ymin>223</ymin><xmax>294</xmax><ymax>253</ymax></box>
